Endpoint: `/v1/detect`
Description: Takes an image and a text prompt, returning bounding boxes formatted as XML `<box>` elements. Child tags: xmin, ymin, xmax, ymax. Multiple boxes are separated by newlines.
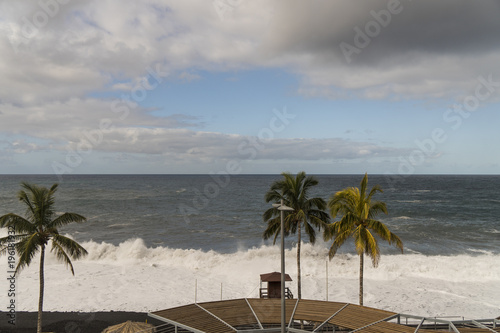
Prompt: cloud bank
<box><xmin>1</xmin><ymin>0</ymin><xmax>499</xmax><ymax>173</ymax></box>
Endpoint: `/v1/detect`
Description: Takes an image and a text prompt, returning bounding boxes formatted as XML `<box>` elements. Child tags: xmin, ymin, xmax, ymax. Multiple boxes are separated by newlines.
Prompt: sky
<box><xmin>1</xmin><ymin>0</ymin><xmax>499</xmax><ymax>176</ymax></box>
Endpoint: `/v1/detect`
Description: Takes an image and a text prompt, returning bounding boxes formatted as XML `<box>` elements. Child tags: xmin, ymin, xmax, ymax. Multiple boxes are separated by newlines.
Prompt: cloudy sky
<box><xmin>1</xmin><ymin>0</ymin><xmax>499</xmax><ymax>176</ymax></box>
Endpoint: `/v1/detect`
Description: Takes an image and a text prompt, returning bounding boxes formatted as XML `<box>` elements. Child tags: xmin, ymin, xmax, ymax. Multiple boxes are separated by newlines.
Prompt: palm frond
<box><xmin>327</xmin><ymin>227</ymin><xmax>352</xmax><ymax>259</ymax></box>
<box><xmin>51</xmin><ymin>235</ymin><xmax>88</xmax><ymax>275</ymax></box>
<box><xmin>51</xmin><ymin>239</ymin><xmax>75</xmax><ymax>275</ymax></box>
<box><xmin>0</xmin><ymin>213</ymin><xmax>36</xmax><ymax>234</ymax></box>
<box><xmin>2</xmin><ymin>182</ymin><xmax>89</xmax><ymax>278</ymax></box>
<box><xmin>367</xmin><ymin>184</ymin><xmax>383</xmax><ymax>201</ymax></box>
<box><xmin>51</xmin><ymin>234</ymin><xmax>88</xmax><ymax>259</ymax></box>
<box><xmin>262</xmin><ymin>216</ymin><xmax>281</xmax><ymax>243</ymax></box>
<box><xmin>307</xmin><ymin>210</ymin><xmax>329</xmax><ymax>229</ymax></box>
<box><xmin>306</xmin><ymin>197</ymin><xmax>327</xmax><ymax>211</ymax></box>
<box><xmin>19</xmin><ymin>182</ymin><xmax>58</xmax><ymax>227</ymax></box>
<box><xmin>303</xmin><ymin>220</ymin><xmax>316</xmax><ymax>244</ymax></box>
<box><xmin>369</xmin><ymin>201</ymin><xmax>388</xmax><ymax>217</ymax></box>
<box><xmin>15</xmin><ymin>233</ymin><xmax>44</xmax><ymax>274</ymax></box>
<box><xmin>390</xmin><ymin>232</ymin><xmax>404</xmax><ymax>252</ymax></box>
<box><xmin>325</xmin><ymin>219</ymin><xmax>351</xmax><ymax>243</ymax></box>
<box><xmin>363</xmin><ymin>229</ymin><xmax>381</xmax><ymax>267</ymax></box>
<box><xmin>0</xmin><ymin>234</ymin><xmax>31</xmax><ymax>254</ymax></box>
<box><xmin>323</xmin><ymin>223</ymin><xmax>336</xmax><ymax>241</ymax></box>
<box><xmin>17</xmin><ymin>189</ymin><xmax>36</xmax><ymax>222</ymax></box>
<box><xmin>265</xmin><ymin>189</ymin><xmax>284</xmax><ymax>203</ymax></box>
<box><xmin>48</xmin><ymin>213</ymin><xmax>86</xmax><ymax>229</ymax></box>
<box><xmin>366</xmin><ymin>219</ymin><xmax>391</xmax><ymax>240</ymax></box>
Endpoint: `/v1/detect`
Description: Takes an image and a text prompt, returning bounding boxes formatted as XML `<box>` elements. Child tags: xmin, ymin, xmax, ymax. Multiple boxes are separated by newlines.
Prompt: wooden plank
<box><xmin>293</xmin><ymin>299</ymin><xmax>348</xmax><ymax>323</ymax></box>
<box><xmin>247</xmin><ymin>298</ymin><xmax>296</xmax><ymax>324</ymax></box>
<box><xmin>152</xmin><ymin>299</ymin><xmax>497</xmax><ymax>333</ymax></box>
<box><xmin>151</xmin><ymin>304</ymin><xmax>234</xmax><ymax>333</ymax></box>
<box><xmin>328</xmin><ymin>304</ymin><xmax>396</xmax><ymax>330</ymax></box>
<box><xmin>199</xmin><ymin>298</ymin><xmax>257</xmax><ymax>327</ymax></box>
<box><xmin>357</xmin><ymin>321</ymin><xmax>417</xmax><ymax>333</ymax></box>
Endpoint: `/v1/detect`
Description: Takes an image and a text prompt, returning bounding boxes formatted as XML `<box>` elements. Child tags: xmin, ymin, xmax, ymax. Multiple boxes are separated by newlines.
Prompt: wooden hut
<box><xmin>259</xmin><ymin>272</ymin><xmax>293</xmax><ymax>299</ymax></box>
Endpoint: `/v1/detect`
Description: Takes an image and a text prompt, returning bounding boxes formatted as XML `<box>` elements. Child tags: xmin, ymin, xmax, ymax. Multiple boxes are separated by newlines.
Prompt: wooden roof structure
<box><xmin>101</xmin><ymin>320</ymin><xmax>155</xmax><ymax>333</ymax></box>
<box><xmin>260</xmin><ymin>272</ymin><xmax>292</xmax><ymax>282</ymax></box>
<box><xmin>149</xmin><ymin>299</ymin><xmax>500</xmax><ymax>333</ymax></box>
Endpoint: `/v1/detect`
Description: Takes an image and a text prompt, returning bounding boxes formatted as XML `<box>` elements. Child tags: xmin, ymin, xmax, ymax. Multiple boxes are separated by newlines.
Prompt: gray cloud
<box><xmin>1</xmin><ymin>0</ymin><xmax>498</xmax><ymax>173</ymax></box>
<box><xmin>260</xmin><ymin>0</ymin><xmax>500</xmax><ymax>99</ymax></box>
<box><xmin>0</xmin><ymin>98</ymin><xmax>202</xmax><ymax>140</ymax></box>
<box><xmin>62</xmin><ymin>127</ymin><xmax>404</xmax><ymax>163</ymax></box>
<box><xmin>3</xmin><ymin>0</ymin><xmax>499</xmax><ymax>106</ymax></box>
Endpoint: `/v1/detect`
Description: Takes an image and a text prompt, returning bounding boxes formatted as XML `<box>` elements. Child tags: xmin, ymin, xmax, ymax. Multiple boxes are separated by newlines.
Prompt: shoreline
<box><xmin>0</xmin><ymin>311</ymin><xmax>165</xmax><ymax>333</ymax></box>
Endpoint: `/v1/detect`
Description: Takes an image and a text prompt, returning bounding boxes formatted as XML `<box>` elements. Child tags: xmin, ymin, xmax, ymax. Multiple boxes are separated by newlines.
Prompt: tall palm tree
<box><xmin>263</xmin><ymin>171</ymin><xmax>329</xmax><ymax>299</ymax></box>
<box><xmin>324</xmin><ymin>173</ymin><xmax>403</xmax><ymax>306</ymax></box>
<box><xmin>0</xmin><ymin>182</ymin><xmax>88</xmax><ymax>333</ymax></box>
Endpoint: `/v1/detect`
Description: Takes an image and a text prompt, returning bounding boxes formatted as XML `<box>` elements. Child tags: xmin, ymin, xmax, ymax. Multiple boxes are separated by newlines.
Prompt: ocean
<box><xmin>0</xmin><ymin>174</ymin><xmax>499</xmax><ymax>318</ymax></box>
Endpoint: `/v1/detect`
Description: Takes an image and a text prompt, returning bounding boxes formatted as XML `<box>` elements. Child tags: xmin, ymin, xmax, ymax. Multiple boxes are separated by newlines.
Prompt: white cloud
<box><xmin>3</xmin><ymin>0</ymin><xmax>499</xmax><ymax>106</ymax></box>
<box><xmin>0</xmin><ymin>98</ymin><xmax>202</xmax><ymax>140</ymax></box>
<box><xmin>1</xmin><ymin>0</ymin><xmax>499</xmax><ymax>173</ymax></box>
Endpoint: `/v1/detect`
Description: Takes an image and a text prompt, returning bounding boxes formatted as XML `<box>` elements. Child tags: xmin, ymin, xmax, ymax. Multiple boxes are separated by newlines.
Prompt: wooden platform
<box><xmin>149</xmin><ymin>299</ymin><xmax>499</xmax><ymax>333</ymax></box>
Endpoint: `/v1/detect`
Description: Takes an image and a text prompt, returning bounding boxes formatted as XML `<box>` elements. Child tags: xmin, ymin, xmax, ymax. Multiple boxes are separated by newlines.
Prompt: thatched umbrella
<box><xmin>101</xmin><ymin>320</ymin><xmax>155</xmax><ymax>333</ymax></box>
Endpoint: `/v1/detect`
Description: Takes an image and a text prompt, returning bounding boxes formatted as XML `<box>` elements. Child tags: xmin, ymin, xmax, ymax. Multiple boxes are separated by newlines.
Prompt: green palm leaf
<box><xmin>262</xmin><ymin>171</ymin><xmax>330</xmax><ymax>299</ymax></box>
<box><xmin>0</xmin><ymin>182</ymin><xmax>88</xmax><ymax>333</ymax></box>
<box><xmin>324</xmin><ymin>173</ymin><xmax>403</xmax><ymax>305</ymax></box>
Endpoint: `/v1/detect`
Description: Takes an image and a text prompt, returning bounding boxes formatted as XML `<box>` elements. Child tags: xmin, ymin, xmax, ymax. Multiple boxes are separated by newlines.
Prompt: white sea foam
<box><xmin>392</xmin><ymin>216</ymin><xmax>412</xmax><ymax>220</ymax></box>
<box><xmin>2</xmin><ymin>239</ymin><xmax>499</xmax><ymax>319</ymax></box>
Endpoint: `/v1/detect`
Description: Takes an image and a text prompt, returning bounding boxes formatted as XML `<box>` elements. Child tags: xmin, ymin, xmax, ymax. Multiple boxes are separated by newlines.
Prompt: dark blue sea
<box><xmin>1</xmin><ymin>174</ymin><xmax>498</xmax><ymax>255</ymax></box>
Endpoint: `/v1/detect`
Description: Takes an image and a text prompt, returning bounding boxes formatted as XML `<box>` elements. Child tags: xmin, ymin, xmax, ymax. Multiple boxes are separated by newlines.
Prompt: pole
<box><xmin>195</xmin><ymin>279</ymin><xmax>197</xmax><ymax>303</ymax></box>
<box><xmin>326</xmin><ymin>260</ymin><xmax>328</xmax><ymax>301</ymax></box>
<box><xmin>280</xmin><ymin>198</ymin><xmax>286</xmax><ymax>333</ymax></box>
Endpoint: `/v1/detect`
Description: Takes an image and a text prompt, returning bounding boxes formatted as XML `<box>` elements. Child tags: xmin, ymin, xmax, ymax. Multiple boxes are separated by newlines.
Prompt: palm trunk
<box><xmin>359</xmin><ymin>253</ymin><xmax>364</xmax><ymax>306</ymax></box>
<box><xmin>38</xmin><ymin>245</ymin><xmax>45</xmax><ymax>333</ymax></box>
<box><xmin>297</xmin><ymin>221</ymin><xmax>301</xmax><ymax>300</ymax></box>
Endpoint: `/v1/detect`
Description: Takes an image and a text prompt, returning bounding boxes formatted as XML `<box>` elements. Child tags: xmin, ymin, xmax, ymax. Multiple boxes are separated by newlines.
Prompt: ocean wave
<box><xmin>5</xmin><ymin>237</ymin><xmax>500</xmax><ymax>316</ymax></box>
<box><xmin>72</xmin><ymin>238</ymin><xmax>500</xmax><ymax>283</ymax></box>
<box><xmin>392</xmin><ymin>216</ymin><xmax>412</xmax><ymax>220</ymax></box>
<box><xmin>106</xmin><ymin>223</ymin><xmax>132</xmax><ymax>228</ymax></box>
<box><xmin>467</xmin><ymin>248</ymin><xmax>494</xmax><ymax>255</ymax></box>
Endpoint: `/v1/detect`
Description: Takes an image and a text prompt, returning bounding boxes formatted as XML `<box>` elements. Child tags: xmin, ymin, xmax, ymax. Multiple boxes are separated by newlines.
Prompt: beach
<box><xmin>2</xmin><ymin>242</ymin><xmax>499</xmax><ymax>319</ymax></box>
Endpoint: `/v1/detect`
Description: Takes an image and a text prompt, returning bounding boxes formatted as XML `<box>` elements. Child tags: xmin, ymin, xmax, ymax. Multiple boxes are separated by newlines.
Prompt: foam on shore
<box><xmin>2</xmin><ymin>238</ymin><xmax>499</xmax><ymax>318</ymax></box>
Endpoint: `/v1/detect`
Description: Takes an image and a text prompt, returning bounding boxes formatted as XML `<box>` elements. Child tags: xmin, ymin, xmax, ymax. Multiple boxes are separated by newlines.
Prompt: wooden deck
<box><xmin>149</xmin><ymin>299</ymin><xmax>499</xmax><ymax>333</ymax></box>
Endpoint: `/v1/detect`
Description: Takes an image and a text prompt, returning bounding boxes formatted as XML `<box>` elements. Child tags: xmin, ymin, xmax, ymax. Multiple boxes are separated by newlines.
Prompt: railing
<box><xmin>259</xmin><ymin>287</ymin><xmax>293</xmax><ymax>299</ymax></box>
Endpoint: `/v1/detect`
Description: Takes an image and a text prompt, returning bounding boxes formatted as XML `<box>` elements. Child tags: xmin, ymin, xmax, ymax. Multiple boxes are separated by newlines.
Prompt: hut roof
<box><xmin>260</xmin><ymin>271</ymin><xmax>292</xmax><ymax>282</ymax></box>
<box><xmin>101</xmin><ymin>320</ymin><xmax>154</xmax><ymax>333</ymax></box>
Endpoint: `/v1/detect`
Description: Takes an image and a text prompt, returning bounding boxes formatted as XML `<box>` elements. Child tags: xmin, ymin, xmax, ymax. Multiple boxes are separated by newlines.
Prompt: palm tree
<box><xmin>0</xmin><ymin>182</ymin><xmax>88</xmax><ymax>333</ymax></box>
<box><xmin>263</xmin><ymin>171</ymin><xmax>329</xmax><ymax>299</ymax></box>
<box><xmin>324</xmin><ymin>173</ymin><xmax>403</xmax><ymax>306</ymax></box>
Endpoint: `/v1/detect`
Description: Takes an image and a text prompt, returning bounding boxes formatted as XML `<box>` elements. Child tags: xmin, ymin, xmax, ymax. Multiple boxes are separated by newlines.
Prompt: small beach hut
<box><xmin>101</xmin><ymin>320</ymin><xmax>155</xmax><ymax>333</ymax></box>
<box><xmin>259</xmin><ymin>271</ymin><xmax>293</xmax><ymax>299</ymax></box>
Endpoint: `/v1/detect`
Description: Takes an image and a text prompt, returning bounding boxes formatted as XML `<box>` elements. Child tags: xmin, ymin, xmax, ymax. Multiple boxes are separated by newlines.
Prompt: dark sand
<box><xmin>0</xmin><ymin>311</ymin><xmax>166</xmax><ymax>333</ymax></box>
